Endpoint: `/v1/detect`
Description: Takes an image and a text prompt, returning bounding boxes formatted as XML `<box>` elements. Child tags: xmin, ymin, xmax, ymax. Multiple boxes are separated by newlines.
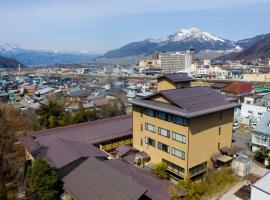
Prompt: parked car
<box><xmin>233</xmin><ymin>122</ymin><xmax>240</xmax><ymax>130</ymax></box>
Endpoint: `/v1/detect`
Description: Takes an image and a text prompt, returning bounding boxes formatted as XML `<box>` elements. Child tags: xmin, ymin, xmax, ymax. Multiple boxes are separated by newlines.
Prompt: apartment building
<box><xmin>158</xmin><ymin>49</ymin><xmax>194</xmax><ymax>74</ymax></box>
<box><xmin>130</xmin><ymin>74</ymin><xmax>238</xmax><ymax>179</ymax></box>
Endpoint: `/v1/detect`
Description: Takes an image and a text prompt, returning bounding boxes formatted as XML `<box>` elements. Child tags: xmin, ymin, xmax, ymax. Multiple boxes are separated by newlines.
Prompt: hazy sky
<box><xmin>1</xmin><ymin>0</ymin><xmax>270</xmax><ymax>53</ymax></box>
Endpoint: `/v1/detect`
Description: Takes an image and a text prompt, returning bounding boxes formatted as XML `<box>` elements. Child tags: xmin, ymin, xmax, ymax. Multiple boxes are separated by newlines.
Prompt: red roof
<box><xmin>222</xmin><ymin>82</ymin><xmax>252</xmax><ymax>95</ymax></box>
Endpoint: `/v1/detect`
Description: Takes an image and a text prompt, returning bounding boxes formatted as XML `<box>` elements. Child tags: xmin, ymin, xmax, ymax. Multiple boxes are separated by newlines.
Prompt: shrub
<box><xmin>172</xmin><ymin>168</ymin><xmax>237</xmax><ymax>200</ymax></box>
<box><xmin>151</xmin><ymin>163</ymin><xmax>169</xmax><ymax>179</ymax></box>
<box><xmin>254</xmin><ymin>148</ymin><xmax>269</xmax><ymax>164</ymax></box>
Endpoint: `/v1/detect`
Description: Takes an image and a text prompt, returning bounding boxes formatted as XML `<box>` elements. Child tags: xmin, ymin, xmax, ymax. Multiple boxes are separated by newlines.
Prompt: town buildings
<box><xmin>130</xmin><ymin>73</ymin><xmax>239</xmax><ymax>179</ymax></box>
<box><xmin>158</xmin><ymin>49</ymin><xmax>195</xmax><ymax>74</ymax></box>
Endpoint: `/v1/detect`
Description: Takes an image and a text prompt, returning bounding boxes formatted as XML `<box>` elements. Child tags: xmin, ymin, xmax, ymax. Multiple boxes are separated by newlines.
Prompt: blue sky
<box><xmin>0</xmin><ymin>0</ymin><xmax>270</xmax><ymax>53</ymax></box>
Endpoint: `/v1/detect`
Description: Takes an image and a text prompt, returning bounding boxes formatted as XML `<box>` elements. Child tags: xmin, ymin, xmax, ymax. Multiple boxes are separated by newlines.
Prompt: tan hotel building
<box><xmin>130</xmin><ymin>73</ymin><xmax>239</xmax><ymax>179</ymax></box>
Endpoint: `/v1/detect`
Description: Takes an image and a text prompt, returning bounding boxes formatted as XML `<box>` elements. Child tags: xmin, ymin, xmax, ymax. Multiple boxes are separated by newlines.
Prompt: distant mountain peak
<box><xmin>0</xmin><ymin>43</ymin><xmax>21</xmax><ymax>51</ymax></box>
<box><xmin>170</xmin><ymin>27</ymin><xmax>226</xmax><ymax>43</ymax></box>
<box><xmin>145</xmin><ymin>27</ymin><xmax>227</xmax><ymax>44</ymax></box>
<box><xmin>102</xmin><ymin>27</ymin><xmax>236</xmax><ymax>58</ymax></box>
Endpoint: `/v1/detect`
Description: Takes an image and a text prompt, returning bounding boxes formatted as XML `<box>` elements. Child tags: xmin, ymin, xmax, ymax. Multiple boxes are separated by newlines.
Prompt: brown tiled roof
<box><xmin>234</xmin><ymin>185</ymin><xmax>251</xmax><ymax>200</ymax></box>
<box><xmin>20</xmin><ymin>115</ymin><xmax>132</xmax><ymax>168</ymax></box>
<box><xmin>105</xmin><ymin>159</ymin><xmax>172</xmax><ymax>200</ymax></box>
<box><xmin>131</xmin><ymin>87</ymin><xmax>239</xmax><ymax>118</ymax></box>
<box><xmin>159</xmin><ymin>73</ymin><xmax>194</xmax><ymax>83</ymax></box>
<box><xmin>63</xmin><ymin>157</ymin><xmax>147</xmax><ymax>200</ymax></box>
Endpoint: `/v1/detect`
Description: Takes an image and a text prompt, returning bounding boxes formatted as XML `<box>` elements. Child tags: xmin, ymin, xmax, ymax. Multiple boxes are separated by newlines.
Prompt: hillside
<box><xmin>0</xmin><ymin>55</ymin><xmax>24</xmax><ymax>68</ymax></box>
<box><xmin>219</xmin><ymin>35</ymin><xmax>270</xmax><ymax>61</ymax></box>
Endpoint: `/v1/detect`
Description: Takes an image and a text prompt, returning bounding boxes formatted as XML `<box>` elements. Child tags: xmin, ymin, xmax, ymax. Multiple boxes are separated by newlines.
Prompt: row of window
<box><xmin>162</xmin><ymin>159</ymin><xmax>207</xmax><ymax>177</ymax></box>
<box><xmin>145</xmin><ymin>123</ymin><xmax>186</xmax><ymax>144</ymax></box>
<box><xmin>145</xmin><ymin>108</ymin><xmax>189</xmax><ymax>126</ymax></box>
<box><xmin>144</xmin><ymin>137</ymin><xmax>185</xmax><ymax>160</ymax></box>
<box><xmin>189</xmin><ymin>162</ymin><xmax>207</xmax><ymax>177</ymax></box>
<box><xmin>162</xmin><ymin>159</ymin><xmax>185</xmax><ymax>176</ymax></box>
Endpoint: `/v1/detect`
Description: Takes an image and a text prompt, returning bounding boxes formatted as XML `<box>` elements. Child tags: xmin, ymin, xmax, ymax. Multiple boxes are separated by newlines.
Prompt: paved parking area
<box><xmin>232</xmin><ymin>130</ymin><xmax>251</xmax><ymax>151</ymax></box>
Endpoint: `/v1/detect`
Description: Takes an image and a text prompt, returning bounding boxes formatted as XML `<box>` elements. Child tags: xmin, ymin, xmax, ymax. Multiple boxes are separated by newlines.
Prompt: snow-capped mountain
<box><xmin>102</xmin><ymin>28</ymin><xmax>238</xmax><ymax>58</ymax></box>
<box><xmin>0</xmin><ymin>44</ymin><xmax>99</xmax><ymax>66</ymax></box>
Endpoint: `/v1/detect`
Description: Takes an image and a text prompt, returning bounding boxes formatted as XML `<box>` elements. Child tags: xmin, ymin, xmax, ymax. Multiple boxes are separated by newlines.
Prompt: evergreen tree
<box><xmin>26</xmin><ymin>159</ymin><xmax>61</xmax><ymax>200</ymax></box>
<box><xmin>0</xmin><ymin>179</ymin><xmax>7</xmax><ymax>200</ymax></box>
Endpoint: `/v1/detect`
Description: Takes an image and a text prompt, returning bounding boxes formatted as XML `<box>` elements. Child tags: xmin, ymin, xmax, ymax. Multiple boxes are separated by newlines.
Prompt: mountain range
<box><xmin>219</xmin><ymin>33</ymin><xmax>270</xmax><ymax>61</ymax></box>
<box><xmin>0</xmin><ymin>44</ymin><xmax>99</xmax><ymax>66</ymax></box>
<box><xmin>0</xmin><ymin>28</ymin><xmax>269</xmax><ymax>65</ymax></box>
<box><xmin>101</xmin><ymin>28</ymin><xmax>270</xmax><ymax>62</ymax></box>
<box><xmin>102</xmin><ymin>28</ymin><xmax>240</xmax><ymax>58</ymax></box>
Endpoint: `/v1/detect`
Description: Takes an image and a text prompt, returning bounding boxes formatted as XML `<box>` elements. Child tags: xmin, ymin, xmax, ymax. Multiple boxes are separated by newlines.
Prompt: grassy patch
<box><xmin>171</xmin><ymin>168</ymin><xmax>238</xmax><ymax>200</ymax></box>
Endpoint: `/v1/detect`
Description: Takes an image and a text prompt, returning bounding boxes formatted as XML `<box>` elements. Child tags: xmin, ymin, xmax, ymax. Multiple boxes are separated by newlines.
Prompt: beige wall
<box><xmin>188</xmin><ymin>109</ymin><xmax>233</xmax><ymax>169</ymax></box>
<box><xmin>157</xmin><ymin>79</ymin><xmax>191</xmax><ymax>92</ymax></box>
<box><xmin>151</xmin><ymin>94</ymin><xmax>172</xmax><ymax>104</ymax></box>
<box><xmin>157</xmin><ymin>79</ymin><xmax>177</xmax><ymax>92</ymax></box>
<box><xmin>132</xmin><ymin>106</ymin><xmax>234</xmax><ymax>178</ymax></box>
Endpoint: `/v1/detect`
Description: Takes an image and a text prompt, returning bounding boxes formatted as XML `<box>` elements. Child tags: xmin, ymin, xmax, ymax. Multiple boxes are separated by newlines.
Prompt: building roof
<box><xmin>253</xmin><ymin>112</ymin><xmax>270</xmax><ymax>136</ymax></box>
<box><xmin>211</xmin><ymin>83</ymin><xmax>228</xmax><ymax>89</ymax></box>
<box><xmin>34</xmin><ymin>87</ymin><xmax>55</xmax><ymax>95</ymax></box>
<box><xmin>252</xmin><ymin>172</ymin><xmax>270</xmax><ymax>195</ymax></box>
<box><xmin>67</xmin><ymin>102</ymin><xmax>95</xmax><ymax>111</ymax></box>
<box><xmin>92</xmin><ymin>98</ymin><xmax>113</xmax><ymax>107</ymax></box>
<box><xmin>104</xmin><ymin>159</ymin><xmax>172</xmax><ymax>200</ymax></box>
<box><xmin>130</xmin><ymin>87</ymin><xmax>239</xmax><ymax>118</ymax></box>
<box><xmin>69</xmin><ymin>90</ymin><xmax>92</xmax><ymax>98</ymax></box>
<box><xmin>20</xmin><ymin>115</ymin><xmax>132</xmax><ymax>168</ymax></box>
<box><xmin>222</xmin><ymin>82</ymin><xmax>253</xmax><ymax>95</ymax></box>
<box><xmin>158</xmin><ymin>73</ymin><xmax>194</xmax><ymax>83</ymax></box>
<box><xmin>234</xmin><ymin>185</ymin><xmax>251</xmax><ymax>200</ymax></box>
<box><xmin>63</xmin><ymin>157</ymin><xmax>147</xmax><ymax>200</ymax></box>
<box><xmin>116</xmin><ymin>145</ymin><xmax>138</xmax><ymax>157</ymax></box>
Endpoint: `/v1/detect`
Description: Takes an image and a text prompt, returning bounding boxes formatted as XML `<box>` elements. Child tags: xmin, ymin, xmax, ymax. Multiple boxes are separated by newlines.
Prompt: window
<box><xmin>218</xmin><ymin>142</ymin><xmax>220</xmax><ymax>150</ymax></box>
<box><xmin>246</xmin><ymin>101</ymin><xmax>251</xmax><ymax>104</ymax></box>
<box><xmin>258</xmin><ymin>112</ymin><xmax>263</xmax><ymax>116</ymax></box>
<box><xmin>145</xmin><ymin>123</ymin><xmax>156</xmax><ymax>132</ymax></box>
<box><xmin>162</xmin><ymin>159</ymin><xmax>185</xmax><ymax>176</ymax></box>
<box><xmin>158</xmin><ymin>142</ymin><xmax>170</xmax><ymax>153</ymax></box>
<box><xmin>158</xmin><ymin>127</ymin><xmax>170</xmax><ymax>138</ymax></box>
<box><xmin>171</xmin><ymin>148</ymin><xmax>185</xmax><ymax>160</ymax></box>
<box><xmin>143</xmin><ymin>108</ymin><xmax>189</xmax><ymax>126</ymax></box>
<box><xmin>218</xmin><ymin>127</ymin><xmax>221</xmax><ymax>136</ymax></box>
<box><xmin>140</xmin><ymin>139</ymin><xmax>143</xmax><ymax>146</ymax></box>
<box><xmin>189</xmin><ymin>162</ymin><xmax>207</xmax><ymax>176</ymax></box>
<box><xmin>141</xmin><ymin>124</ymin><xmax>143</xmax><ymax>131</ymax></box>
<box><xmin>248</xmin><ymin>110</ymin><xmax>253</xmax><ymax>115</ymax></box>
<box><xmin>145</xmin><ymin>108</ymin><xmax>155</xmax><ymax>117</ymax></box>
<box><xmin>172</xmin><ymin>132</ymin><xmax>186</xmax><ymax>143</ymax></box>
<box><xmin>145</xmin><ymin>137</ymin><xmax>156</xmax><ymax>147</ymax></box>
<box><xmin>141</xmin><ymin>109</ymin><xmax>143</xmax><ymax>117</ymax></box>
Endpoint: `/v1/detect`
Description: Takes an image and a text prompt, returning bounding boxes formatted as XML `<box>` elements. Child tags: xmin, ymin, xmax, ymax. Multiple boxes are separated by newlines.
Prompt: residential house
<box><xmin>251</xmin><ymin>112</ymin><xmax>270</xmax><ymax>152</ymax></box>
